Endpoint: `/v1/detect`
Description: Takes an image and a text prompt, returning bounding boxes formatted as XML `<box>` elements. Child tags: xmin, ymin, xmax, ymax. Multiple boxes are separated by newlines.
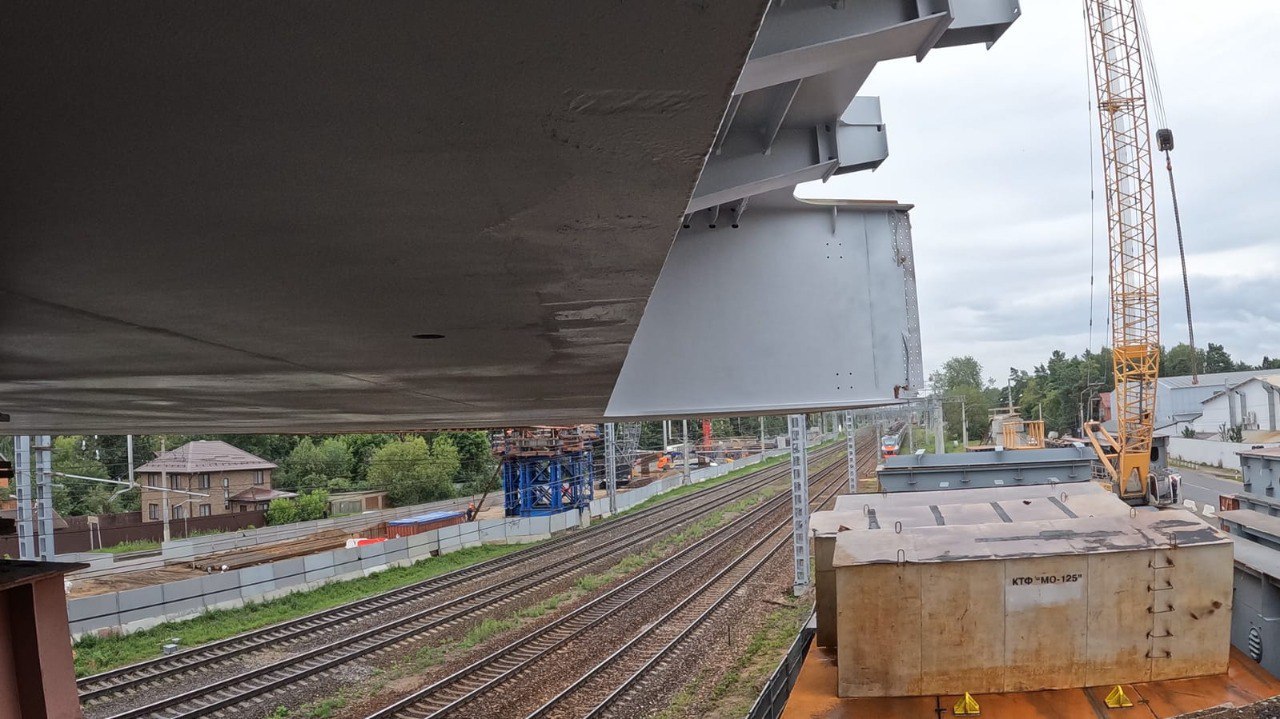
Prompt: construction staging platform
<box><xmin>782</xmin><ymin>645</ymin><xmax>1280</xmax><ymax>719</ymax></box>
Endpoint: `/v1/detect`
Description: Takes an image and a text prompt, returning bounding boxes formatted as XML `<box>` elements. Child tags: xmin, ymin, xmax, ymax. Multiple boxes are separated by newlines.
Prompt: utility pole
<box><xmin>126</xmin><ymin>434</ymin><xmax>135</xmax><ymax>490</ymax></box>
<box><xmin>682</xmin><ymin>419</ymin><xmax>690</xmax><ymax>485</ymax></box>
<box><xmin>605</xmin><ymin>422</ymin><xmax>617</xmax><ymax>514</ymax></box>
<box><xmin>961</xmin><ymin>397</ymin><xmax>969</xmax><ymax>451</ymax></box>
<box><xmin>760</xmin><ymin>416</ymin><xmax>766</xmax><ymax>456</ymax></box>
<box><xmin>661</xmin><ymin>420</ymin><xmax>669</xmax><ymax>452</ymax></box>
<box><xmin>844</xmin><ymin>409</ymin><xmax>857</xmax><ymax>493</ymax></box>
<box><xmin>160</xmin><ymin>437</ymin><xmax>171</xmax><ymax>543</ymax></box>
<box><xmin>787</xmin><ymin>414</ymin><xmax>811</xmax><ymax>595</ymax></box>
<box><xmin>935</xmin><ymin>401</ymin><xmax>944</xmax><ymax>455</ymax></box>
<box><xmin>907</xmin><ymin>410</ymin><xmax>915</xmax><ymax>453</ymax></box>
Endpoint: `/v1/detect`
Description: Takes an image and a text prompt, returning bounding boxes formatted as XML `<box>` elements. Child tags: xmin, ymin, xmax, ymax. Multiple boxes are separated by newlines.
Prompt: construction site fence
<box><xmin>1167</xmin><ymin>437</ymin><xmax>1277</xmax><ymax>471</ymax></box>
<box><xmin>65</xmin><ymin>442</ymin><xmax>823</xmax><ymax>638</ymax></box>
<box><xmin>57</xmin><ymin>495</ymin><xmax>485</xmax><ymax>581</ymax></box>
<box><xmin>748</xmin><ymin>612</ymin><xmax>816</xmax><ymax>719</ymax></box>
<box><xmin>0</xmin><ymin>510</ymin><xmax>268</xmax><ymax>557</ymax></box>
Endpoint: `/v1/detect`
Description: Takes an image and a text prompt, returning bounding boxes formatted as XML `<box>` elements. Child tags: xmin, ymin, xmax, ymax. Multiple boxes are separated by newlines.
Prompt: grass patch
<box><xmin>654</xmin><ymin>670</ymin><xmax>707</xmax><ymax>719</ymax></box>
<box><xmin>90</xmin><ymin>539</ymin><xmax>161</xmax><ymax>555</ymax></box>
<box><xmin>699</xmin><ymin>595</ymin><xmax>814</xmax><ymax>718</ymax></box>
<box><xmin>458</xmin><ymin>617</ymin><xmax>520</xmax><ymax>650</ymax></box>
<box><xmin>74</xmin><ymin>440</ymin><xmax>838</xmax><ymax>680</ymax></box>
<box><xmin>611</xmin><ymin>453</ymin><xmax>791</xmax><ymax>520</ymax></box>
<box><xmin>72</xmin><ymin>543</ymin><xmax>528</xmax><ymax>677</ymax></box>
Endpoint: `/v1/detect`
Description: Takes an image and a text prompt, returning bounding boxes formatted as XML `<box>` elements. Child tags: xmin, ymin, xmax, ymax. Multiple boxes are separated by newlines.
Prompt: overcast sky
<box><xmin>800</xmin><ymin>2</ymin><xmax>1280</xmax><ymax>385</ymax></box>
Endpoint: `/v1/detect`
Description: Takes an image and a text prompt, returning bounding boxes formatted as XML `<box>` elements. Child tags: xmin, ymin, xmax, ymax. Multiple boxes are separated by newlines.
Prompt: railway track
<box><xmin>82</xmin><ymin>442</ymin><xmax>841</xmax><ymax>718</ymax></box>
<box><xmin>362</xmin><ymin>448</ymin><xmax>857</xmax><ymax>719</ymax></box>
<box><xmin>529</xmin><ymin>432</ymin><xmax>878</xmax><ymax>719</ymax></box>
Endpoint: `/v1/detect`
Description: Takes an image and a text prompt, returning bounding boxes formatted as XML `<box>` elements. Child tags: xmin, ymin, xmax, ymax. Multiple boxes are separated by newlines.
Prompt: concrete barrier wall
<box><xmin>67</xmin><ymin>443</ymin><xmax>811</xmax><ymax>637</ymax></box>
<box><xmin>1167</xmin><ymin>437</ymin><xmax>1279</xmax><ymax>470</ymax></box>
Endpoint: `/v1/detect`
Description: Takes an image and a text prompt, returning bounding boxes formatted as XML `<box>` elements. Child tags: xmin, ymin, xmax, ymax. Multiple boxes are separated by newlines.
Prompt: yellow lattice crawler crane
<box><xmin>1081</xmin><ymin>0</ymin><xmax>1174</xmax><ymax>506</ymax></box>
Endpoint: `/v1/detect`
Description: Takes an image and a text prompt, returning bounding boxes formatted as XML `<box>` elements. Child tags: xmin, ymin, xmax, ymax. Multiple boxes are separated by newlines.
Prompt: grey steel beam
<box><xmin>926</xmin><ymin>0</ymin><xmax>1021</xmax><ymax>50</ymax></box>
<box><xmin>788</xmin><ymin>413</ymin><xmax>811</xmax><ymax>595</ymax></box>
<box><xmin>608</xmin><ymin>191</ymin><xmax>923</xmax><ymax>419</ymax></box>
<box><xmin>738</xmin><ymin>9</ymin><xmax>953</xmax><ymax>94</ymax></box>
<box><xmin>686</xmin><ymin>97</ymin><xmax>887</xmax><ymax>214</ymax></box>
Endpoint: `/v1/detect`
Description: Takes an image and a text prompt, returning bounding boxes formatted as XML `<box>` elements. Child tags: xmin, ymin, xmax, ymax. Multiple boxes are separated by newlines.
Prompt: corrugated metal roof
<box><xmin>1201</xmin><ymin>374</ymin><xmax>1280</xmax><ymax>403</ymax></box>
<box><xmin>1159</xmin><ymin>370</ymin><xmax>1274</xmax><ymax>391</ymax></box>
<box><xmin>388</xmin><ymin>510</ymin><xmax>465</xmax><ymax>526</ymax></box>
<box><xmin>228</xmin><ymin>487</ymin><xmax>296</xmax><ymax>502</ymax></box>
<box><xmin>136</xmin><ymin>440</ymin><xmax>276</xmax><ymax>474</ymax></box>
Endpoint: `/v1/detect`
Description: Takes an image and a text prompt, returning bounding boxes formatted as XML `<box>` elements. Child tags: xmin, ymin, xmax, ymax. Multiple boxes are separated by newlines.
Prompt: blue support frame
<box><xmin>503</xmin><ymin>451</ymin><xmax>593</xmax><ymax>517</ymax></box>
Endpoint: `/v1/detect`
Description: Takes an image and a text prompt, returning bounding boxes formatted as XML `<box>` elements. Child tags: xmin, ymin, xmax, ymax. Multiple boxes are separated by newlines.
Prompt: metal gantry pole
<box><xmin>935</xmin><ymin>401</ymin><xmax>945</xmax><ymax>455</ymax></box>
<box><xmin>13</xmin><ymin>436</ymin><xmax>35</xmax><ymax>560</ymax></box>
<box><xmin>961</xmin><ymin>397</ymin><xmax>969</xmax><ymax>451</ymax></box>
<box><xmin>160</xmin><ymin>437</ymin><xmax>171</xmax><ymax>543</ymax></box>
<box><xmin>605</xmin><ymin>422</ymin><xmax>617</xmax><ymax>515</ymax></box>
<box><xmin>35</xmin><ymin>435</ymin><xmax>55</xmax><ymax>560</ymax></box>
<box><xmin>126</xmin><ymin>434</ymin><xmax>135</xmax><ymax>489</ymax></box>
<box><xmin>787</xmin><ymin>414</ymin><xmax>811</xmax><ymax>595</ymax></box>
<box><xmin>760</xmin><ymin>416</ymin><xmax>766</xmax><ymax>457</ymax></box>
<box><xmin>682</xmin><ymin>419</ymin><xmax>690</xmax><ymax>485</ymax></box>
<box><xmin>844</xmin><ymin>409</ymin><xmax>857</xmax><ymax>493</ymax></box>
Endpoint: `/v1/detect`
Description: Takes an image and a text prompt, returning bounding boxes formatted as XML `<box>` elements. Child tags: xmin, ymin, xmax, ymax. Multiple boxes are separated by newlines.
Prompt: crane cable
<box><xmin>1135</xmin><ymin>0</ymin><xmax>1198</xmax><ymax>384</ymax></box>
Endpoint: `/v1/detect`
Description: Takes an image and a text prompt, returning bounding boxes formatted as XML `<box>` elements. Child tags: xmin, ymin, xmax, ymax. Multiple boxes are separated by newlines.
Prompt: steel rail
<box><xmin>80</xmin><ymin>446</ymin><xmax>829</xmax><ymax>703</ymax></box>
<box><xmin>536</xmin><ymin>439</ymin><xmax>869</xmax><ymax>719</ymax></box>
<box><xmin>365</xmin><ymin>457</ymin><xmax>849</xmax><ymax>719</ymax></box>
<box><xmin>96</xmin><ymin>446</ymin><xmax>841</xmax><ymax>719</ymax></box>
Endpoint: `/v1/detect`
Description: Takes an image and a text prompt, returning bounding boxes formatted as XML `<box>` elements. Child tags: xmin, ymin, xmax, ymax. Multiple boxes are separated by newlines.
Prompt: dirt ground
<box><xmin>1176</xmin><ymin>698</ymin><xmax>1280</xmax><ymax>718</ymax></box>
<box><xmin>68</xmin><ymin>566</ymin><xmax>205</xmax><ymax>598</ymax></box>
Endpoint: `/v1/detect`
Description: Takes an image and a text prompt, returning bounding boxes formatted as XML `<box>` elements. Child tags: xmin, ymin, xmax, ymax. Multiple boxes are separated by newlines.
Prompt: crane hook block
<box><xmin>1156</xmin><ymin>128</ymin><xmax>1174</xmax><ymax>152</ymax></box>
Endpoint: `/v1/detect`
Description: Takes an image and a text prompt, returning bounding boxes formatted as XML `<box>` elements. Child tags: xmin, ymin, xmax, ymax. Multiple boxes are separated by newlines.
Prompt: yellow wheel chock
<box><xmin>953</xmin><ymin>692</ymin><xmax>981</xmax><ymax>716</ymax></box>
<box><xmin>1105</xmin><ymin>685</ymin><xmax>1134</xmax><ymax>708</ymax></box>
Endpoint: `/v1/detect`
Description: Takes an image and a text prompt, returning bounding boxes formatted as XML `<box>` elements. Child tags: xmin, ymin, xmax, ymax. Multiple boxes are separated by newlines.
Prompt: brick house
<box><xmin>136</xmin><ymin>440</ymin><xmax>288</xmax><ymax>522</ymax></box>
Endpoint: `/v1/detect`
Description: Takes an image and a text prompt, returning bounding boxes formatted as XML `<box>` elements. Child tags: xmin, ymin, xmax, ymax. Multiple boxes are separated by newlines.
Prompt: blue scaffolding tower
<box><xmin>502</xmin><ymin>451</ymin><xmax>593</xmax><ymax>517</ymax></box>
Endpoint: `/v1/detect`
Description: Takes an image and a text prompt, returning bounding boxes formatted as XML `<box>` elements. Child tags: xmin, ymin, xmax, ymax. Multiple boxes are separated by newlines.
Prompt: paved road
<box><xmin>1169</xmin><ymin>467</ymin><xmax>1243</xmax><ymax>520</ymax></box>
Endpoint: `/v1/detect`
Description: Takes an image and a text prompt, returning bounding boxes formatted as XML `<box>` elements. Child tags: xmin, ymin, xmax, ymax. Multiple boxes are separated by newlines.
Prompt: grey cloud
<box><xmin>800</xmin><ymin>2</ymin><xmax>1280</xmax><ymax>378</ymax></box>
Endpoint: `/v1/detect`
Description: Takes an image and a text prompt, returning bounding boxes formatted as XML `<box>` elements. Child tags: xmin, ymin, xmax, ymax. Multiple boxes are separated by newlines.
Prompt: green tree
<box><xmin>944</xmin><ymin>384</ymin><xmax>990</xmax><ymax>442</ymax></box>
<box><xmin>343</xmin><ymin>434</ymin><xmax>397</xmax><ymax>485</ymax></box>
<box><xmin>52</xmin><ymin>436</ymin><xmax>116</xmax><ymax>516</ymax></box>
<box><xmin>929</xmin><ymin>356</ymin><xmax>986</xmax><ymax>395</ymax></box>
<box><xmin>1162</xmin><ymin>343</ymin><xmax>1205</xmax><ymax>378</ymax></box>
<box><xmin>439</xmin><ymin>432</ymin><xmax>496</xmax><ymax>489</ymax></box>
<box><xmin>276</xmin><ymin>438</ymin><xmax>352</xmax><ymax>491</ymax></box>
<box><xmin>1204</xmin><ymin>343</ymin><xmax>1237</xmax><ymax>374</ymax></box>
<box><xmin>265</xmin><ymin>497</ymin><xmax>299</xmax><ymax>525</ymax></box>
<box><xmin>930</xmin><ymin>356</ymin><xmax>991</xmax><ymax>443</ymax></box>
<box><xmin>366</xmin><ymin>437</ymin><xmax>460</xmax><ymax>507</ymax></box>
<box><xmin>295</xmin><ymin>490</ymin><xmax>329</xmax><ymax>521</ymax></box>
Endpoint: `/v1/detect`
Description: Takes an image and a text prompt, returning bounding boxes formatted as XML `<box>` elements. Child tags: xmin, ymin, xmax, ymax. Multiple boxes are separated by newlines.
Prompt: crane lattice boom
<box><xmin>1084</xmin><ymin>0</ymin><xmax>1161</xmax><ymax>501</ymax></box>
